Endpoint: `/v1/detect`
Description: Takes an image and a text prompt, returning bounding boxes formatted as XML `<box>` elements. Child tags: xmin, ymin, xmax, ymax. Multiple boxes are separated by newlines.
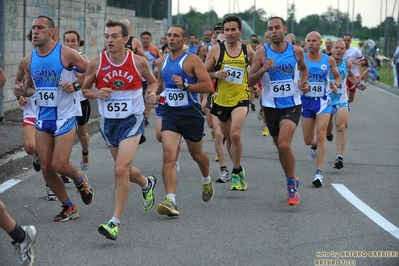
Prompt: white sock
<box><xmin>110</xmin><ymin>216</ymin><xmax>120</xmax><ymax>225</ymax></box>
<box><xmin>166</xmin><ymin>193</ymin><xmax>176</xmax><ymax>204</ymax></box>
<box><xmin>141</xmin><ymin>178</ymin><xmax>149</xmax><ymax>191</ymax></box>
<box><xmin>202</xmin><ymin>175</ymin><xmax>211</xmax><ymax>183</ymax></box>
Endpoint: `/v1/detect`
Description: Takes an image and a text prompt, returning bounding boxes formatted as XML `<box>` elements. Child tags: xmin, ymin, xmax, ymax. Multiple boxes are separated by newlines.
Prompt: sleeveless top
<box><xmin>74</xmin><ymin>51</ymin><xmax>87</xmax><ymax>102</ymax></box>
<box><xmin>30</xmin><ymin>43</ymin><xmax>81</xmax><ymax>120</ymax></box>
<box><xmin>261</xmin><ymin>42</ymin><xmax>301</xmax><ymax>108</ymax></box>
<box><xmin>302</xmin><ymin>53</ymin><xmax>331</xmax><ymax>99</ymax></box>
<box><xmin>214</xmin><ymin>42</ymin><xmax>249</xmax><ymax>107</ymax></box>
<box><xmin>161</xmin><ymin>52</ymin><xmax>199</xmax><ymax>108</ymax></box>
<box><xmin>23</xmin><ymin>94</ymin><xmax>37</xmax><ymax>119</ymax></box>
<box><xmin>124</xmin><ymin>36</ymin><xmax>136</xmax><ymax>53</ymax></box>
<box><xmin>329</xmin><ymin>59</ymin><xmax>349</xmax><ymax>105</ymax></box>
<box><xmin>95</xmin><ymin>50</ymin><xmax>144</xmax><ymax>118</ymax></box>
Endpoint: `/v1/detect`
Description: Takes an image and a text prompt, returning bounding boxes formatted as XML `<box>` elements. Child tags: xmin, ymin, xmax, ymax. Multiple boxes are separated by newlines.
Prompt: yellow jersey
<box><xmin>214</xmin><ymin>43</ymin><xmax>249</xmax><ymax>107</ymax></box>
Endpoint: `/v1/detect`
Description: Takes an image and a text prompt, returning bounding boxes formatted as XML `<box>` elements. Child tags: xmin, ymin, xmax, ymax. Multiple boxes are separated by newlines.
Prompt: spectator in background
<box><xmin>358</xmin><ymin>42</ymin><xmax>365</xmax><ymax>56</ymax></box>
<box><xmin>364</xmin><ymin>37</ymin><xmax>376</xmax><ymax>62</ymax></box>
<box><xmin>391</xmin><ymin>40</ymin><xmax>399</xmax><ymax>87</ymax></box>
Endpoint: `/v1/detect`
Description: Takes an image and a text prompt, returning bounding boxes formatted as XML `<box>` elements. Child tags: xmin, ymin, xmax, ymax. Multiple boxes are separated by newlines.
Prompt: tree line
<box><xmin>107</xmin><ymin>1</ymin><xmax>398</xmax><ymax>56</ymax></box>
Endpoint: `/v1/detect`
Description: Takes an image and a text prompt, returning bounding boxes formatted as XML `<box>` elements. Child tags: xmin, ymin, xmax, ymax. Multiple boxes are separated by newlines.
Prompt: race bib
<box><xmin>36</xmin><ymin>87</ymin><xmax>59</xmax><ymax>107</ymax></box>
<box><xmin>270</xmin><ymin>79</ymin><xmax>295</xmax><ymax>98</ymax></box>
<box><xmin>103</xmin><ymin>97</ymin><xmax>133</xmax><ymax>118</ymax></box>
<box><xmin>224</xmin><ymin>65</ymin><xmax>244</xmax><ymax>84</ymax></box>
<box><xmin>305</xmin><ymin>82</ymin><xmax>326</xmax><ymax>97</ymax></box>
<box><xmin>165</xmin><ymin>88</ymin><xmax>188</xmax><ymax>107</ymax></box>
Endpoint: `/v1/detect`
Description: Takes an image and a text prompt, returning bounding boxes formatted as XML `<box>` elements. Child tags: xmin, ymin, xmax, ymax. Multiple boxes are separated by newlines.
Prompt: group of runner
<box><xmin>1</xmin><ymin>13</ymin><xmax>368</xmax><ymax>265</ymax></box>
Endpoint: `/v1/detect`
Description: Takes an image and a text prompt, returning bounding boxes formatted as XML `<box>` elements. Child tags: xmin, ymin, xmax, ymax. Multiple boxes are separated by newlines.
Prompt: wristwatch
<box><xmin>73</xmin><ymin>82</ymin><xmax>81</xmax><ymax>91</ymax></box>
<box><xmin>183</xmin><ymin>82</ymin><xmax>190</xmax><ymax>91</ymax></box>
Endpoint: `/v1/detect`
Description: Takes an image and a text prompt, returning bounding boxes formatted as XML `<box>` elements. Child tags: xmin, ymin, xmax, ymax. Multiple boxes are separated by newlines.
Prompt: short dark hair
<box><xmin>105</xmin><ymin>19</ymin><xmax>129</xmax><ymax>38</ymax></box>
<box><xmin>140</xmin><ymin>31</ymin><xmax>152</xmax><ymax>38</ymax></box>
<box><xmin>268</xmin><ymin>16</ymin><xmax>286</xmax><ymax>27</ymax></box>
<box><xmin>343</xmin><ymin>33</ymin><xmax>352</xmax><ymax>39</ymax></box>
<box><xmin>222</xmin><ymin>15</ymin><xmax>242</xmax><ymax>31</ymax></box>
<box><xmin>35</xmin><ymin>15</ymin><xmax>55</xmax><ymax>28</ymax></box>
<box><xmin>251</xmin><ymin>39</ymin><xmax>260</xmax><ymax>45</ymax></box>
<box><xmin>214</xmin><ymin>22</ymin><xmax>223</xmax><ymax>31</ymax></box>
<box><xmin>170</xmin><ymin>25</ymin><xmax>188</xmax><ymax>38</ymax></box>
<box><xmin>189</xmin><ymin>34</ymin><xmax>197</xmax><ymax>38</ymax></box>
<box><xmin>161</xmin><ymin>43</ymin><xmax>169</xmax><ymax>53</ymax></box>
<box><xmin>26</xmin><ymin>29</ymin><xmax>32</xmax><ymax>42</ymax></box>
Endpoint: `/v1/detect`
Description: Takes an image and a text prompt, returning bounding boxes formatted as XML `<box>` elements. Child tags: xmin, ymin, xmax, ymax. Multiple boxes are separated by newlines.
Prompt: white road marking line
<box><xmin>332</xmin><ymin>183</ymin><xmax>399</xmax><ymax>240</ymax></box>
<box><xmin>0</xmin><ymin>179</ymin><xmax>21</xmax><ymax>194</ymax></box>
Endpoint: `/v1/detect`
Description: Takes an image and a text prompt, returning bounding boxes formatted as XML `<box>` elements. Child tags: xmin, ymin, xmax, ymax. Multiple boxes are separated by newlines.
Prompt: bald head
<box><xmin>306</xmin><ymin>31</ymin><xmax>321</xmax><ymax>41</ymax></box>
<box><xmin>120</xmin><ymin>19</ymin><xmax>132</xmax><ymax>34</ymax></box>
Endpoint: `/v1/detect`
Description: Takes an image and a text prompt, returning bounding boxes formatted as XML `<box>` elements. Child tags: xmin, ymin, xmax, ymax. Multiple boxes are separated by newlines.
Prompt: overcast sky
<box><xmin>172</xmin><ymin>0</ymin><xmax>397</xmax><ymax>29</ymax></box>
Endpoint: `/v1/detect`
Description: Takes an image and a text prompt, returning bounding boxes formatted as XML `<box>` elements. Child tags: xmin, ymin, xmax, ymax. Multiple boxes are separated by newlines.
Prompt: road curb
<box><xmin>0</xmin><ymin>116</ymin><xmax>100</xmax><ymax>182</ymax></box>
<box><xmin>368</xmin><ymin>79</ymin><xmax>399</xmax><ymax>96</ymax></box>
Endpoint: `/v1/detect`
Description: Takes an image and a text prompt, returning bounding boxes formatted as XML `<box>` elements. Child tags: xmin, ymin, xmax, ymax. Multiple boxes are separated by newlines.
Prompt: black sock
<box><xmin>8</xmin><ymin>224</ymin><xmax>25</xmax><ymax>243</ymax></box>
<box><xmin>220</xmin><ymin>166</ymin><xmax>227</xmax><ymax>172</ymax></box>
<box><xmin>82</xmin><ymin>151</ymin><xmax>89</xmax><ymax>156</ymax></box>
<box><xmin>232</xmin><ymin>166</ymin><xmax>242</xmax><ymax>174</ymax></box>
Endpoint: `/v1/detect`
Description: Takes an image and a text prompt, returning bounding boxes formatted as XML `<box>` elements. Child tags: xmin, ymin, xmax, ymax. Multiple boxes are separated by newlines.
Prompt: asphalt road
<box><xmin>0</xmin><ymin>83</ymin><xmax>398</xmax><ymax>266</ymax></box>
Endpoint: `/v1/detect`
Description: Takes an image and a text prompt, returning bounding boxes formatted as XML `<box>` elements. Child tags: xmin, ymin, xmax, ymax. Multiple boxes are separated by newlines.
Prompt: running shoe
<box><xmin>81</xmin><ymin>153</ymin><xmax>90</xmax><ymax>170</ymax></box>
<box><xmin>214</xmin><ymin>155</ymin><xmax>219</xmax><ymax>162</ymax></box>
<box><xmin>216</xmin><ymin>169</ymin><xmax>229</xmax><ymax>183</ymax></box>
<box><xmin>310</xmin><ymin>146</ymin><xmax>317</xmax><ymax>160</ymax></box>
<box><xmin>286</xmin><ymin>177</ymin><xmax>300</xmax><ymax>205</ymax></box>
<box><xmin>60</xmin><ymin>175</ymin><xmax>72</xmax><ymax>184</ymax></box>
<box><xmin>12</xmin><ymin>225</ymin><xmax>37</xmax><ymax>266</ymax></box>
<box><xmin>239</xmin><ymin>168</ymin><xmax>247</xmax><ymax>191</ymax></box>
<box><xmin>312</xmin><ymin>173</ymin><xmax>323</xmax><ymax>187</ymax></box>
<box><xmin>202</xmin><ymin>175</ymin><xmax>214</xmax><ymax>202</ymax></box>
<box><xmin>142</xmin><ymin>175</ymin><xmax>156</xmax><ymax>210</ymax></box>
<box><xmin>211</xmin><ymin>129</ymin><xmax>215</xmax><ymax>141</ymax></box>
<box><xmin>32</xmin><ymin>154</ymin><xmax>40</xmax><ymax>172</ymax></box>
<box><xmin>175</xmin><ymin>161</ymin><xmax>180</xmax><ymax>174</ymax></box>
<box><xmin>262</xmin><ymin>127</ymin><xmax>270</xmax><ymax>136</ymax></box>
<box><xmin>157</xmin><ymin>198</ymin><xmax>179</xmax><ymax>216</ymax></box>
<box><xmin>75</xmin><ymin>173</ymin><xmax>94</xmax><ymax>205</ymax></box>
<box><xmin>250</xmin><ymin>102</ymin><xmax>256</xmax><ymax>111</ymax></box>
<box><xmin>46</xmin><ymin>185</ymin><xmax>58</xmax><ymax>201</ymax></box>
<box><xmin>326</xmin><ymin>132</ymin><xmax>334</xmax><ymax>142</ymax></box>
<box><xmin>334</xmin><ymin>155</ymin><xmax>344</xmax><ymax>169</ymax></box>
<box><xmin>53</xmin><ymin>204</ymin><xmax>78</xmax><ymax>222</ymax></box>
<box><xmin>257</xmin><ymin>110</ymin><xmax>263</xmax><ymax>120</ymax></box>
<box><xmin>98</xmin><ymin>221</ymin><xmax>119</xmax><ymax>240</ymax></box>
<box><xmin>230</xmin><ymin>173</ymin><xmax>242</xmax><ymax>191</ymax></box>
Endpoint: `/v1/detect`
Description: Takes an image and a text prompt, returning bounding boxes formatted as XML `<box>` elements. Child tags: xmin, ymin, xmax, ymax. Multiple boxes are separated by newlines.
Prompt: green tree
<box><xmin>107</xmin><ymin>0</ymin><xmax>167</xmax><ymax>20</ymax></box>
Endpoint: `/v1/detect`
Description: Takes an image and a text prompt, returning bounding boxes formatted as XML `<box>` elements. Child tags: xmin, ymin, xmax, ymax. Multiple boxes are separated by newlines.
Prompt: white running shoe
<box><xmin>175</xmin><ymin>161</ymin><xmax>180</xmax><ymax>174</ymax></box>
<box><xmin>312</xmin><ymin>173</ymin><xmax>323</xmax><ymax>187</ymax></box>
<box><xmin>216</xmin><ymin>169</ymin><xmax>230</xmax><ymax>183</ymax></box>
<box><xmin>310</xmin><ymin>146</ymin><xmax>317</xmax><ymax>160</ymax></box>
<box><xmin>13</xmin><ymin>225</ymin><xmax>37</xmax><ymax>266</ymax></box>
<box><xmin>46</xmin><ymin>185</ymin><xmax>58</xmax><ymax>201</ymax></box>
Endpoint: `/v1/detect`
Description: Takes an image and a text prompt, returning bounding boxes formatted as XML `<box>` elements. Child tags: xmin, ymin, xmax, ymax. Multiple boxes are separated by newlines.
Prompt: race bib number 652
<box><xmin>103</xmin><ymin>97</ymin><xmax>133</xmax><ymax>118</ymax></box>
